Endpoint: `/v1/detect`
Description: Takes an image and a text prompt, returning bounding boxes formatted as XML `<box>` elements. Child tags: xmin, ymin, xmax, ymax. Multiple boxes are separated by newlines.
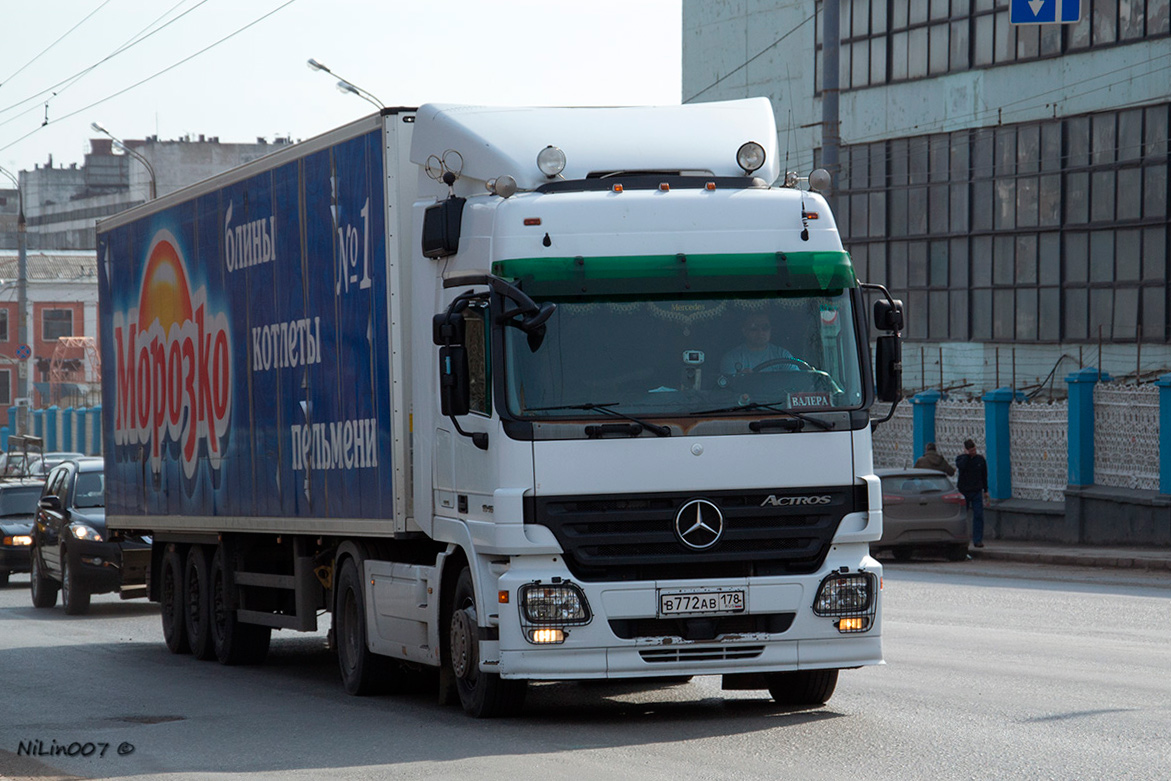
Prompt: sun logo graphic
<box><xmin>112</xmin><ymin>230</ymin><xmax>232</xmax><ymax>478</ymax></box>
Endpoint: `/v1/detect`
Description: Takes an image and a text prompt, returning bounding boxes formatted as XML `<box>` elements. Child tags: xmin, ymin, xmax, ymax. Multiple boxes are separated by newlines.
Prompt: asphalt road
<box><xmin>1</xmin><ymin>559</ymin><xmax>1168</xmax><ymax>781</ymax></box>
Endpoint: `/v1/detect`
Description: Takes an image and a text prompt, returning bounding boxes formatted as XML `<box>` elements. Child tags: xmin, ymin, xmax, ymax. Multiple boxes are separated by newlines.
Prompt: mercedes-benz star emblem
<box><xmin>674</xmin><ymin>499</ymin><xmax>724</xmax><ymax>550</ymax></box>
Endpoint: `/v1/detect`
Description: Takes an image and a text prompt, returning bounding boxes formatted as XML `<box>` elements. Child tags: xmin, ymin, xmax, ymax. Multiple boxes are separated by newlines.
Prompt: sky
<box><xmin>0</xmin><ymin>0</ymin><xmax>682</xmax><ymax>176</ymax></box>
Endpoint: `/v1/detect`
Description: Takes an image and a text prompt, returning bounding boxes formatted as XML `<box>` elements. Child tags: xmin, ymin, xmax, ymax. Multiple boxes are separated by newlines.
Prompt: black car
<box><xmin>0</xmin><ymin>478</ymin><xmax>46</xmax><ymax>585</ymax></box>
<box><xmin>30</xmin><ymin>458</ymin><xmax>150</xmax><ymax>614</ymax></box>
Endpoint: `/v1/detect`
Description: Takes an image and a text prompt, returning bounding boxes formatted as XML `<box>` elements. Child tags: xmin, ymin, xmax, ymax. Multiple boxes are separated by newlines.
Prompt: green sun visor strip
<box><xmin>491</xmin><ymin>252</ymin><xmax>857</xmax><ymax>297</ymax></box>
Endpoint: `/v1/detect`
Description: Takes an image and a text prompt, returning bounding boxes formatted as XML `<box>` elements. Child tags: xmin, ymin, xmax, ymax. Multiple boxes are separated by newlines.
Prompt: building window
<box><xmin>0</xmin><ymin>370</ymin><xmax>9</xmax><ymax>406</ymax></box>
<box><xmin>42</xmin><ymin>309</ymin><xmax>73</xmax><ymax>341</ymax></box>
<box><xmin>0</xmin><ymin>309</ymin><xmax>7</xmax><ymax>342</ymax></box>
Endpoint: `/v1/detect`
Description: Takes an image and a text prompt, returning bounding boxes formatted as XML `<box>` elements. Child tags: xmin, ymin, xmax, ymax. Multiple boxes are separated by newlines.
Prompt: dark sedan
<box><xmin>872</xmin><ymin>467</ymin><xmax>969</xmax><ymax>562</ymax></box>
<box><xmin>0</xmin><ymin>479</ymin><xmax>45</xmax><ymax>585</ymax></box>
<box><xmin>30</xmin><ymin>458</ymin><xmax>150</xmax><ymax>614</ymax></box>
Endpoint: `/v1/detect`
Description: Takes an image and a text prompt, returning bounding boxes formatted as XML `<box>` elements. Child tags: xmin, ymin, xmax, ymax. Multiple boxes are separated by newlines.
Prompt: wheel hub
<box><xmin>450</xmin><ymin>606</ymin><xmax>477</xmax><ymax>680</ymax></box>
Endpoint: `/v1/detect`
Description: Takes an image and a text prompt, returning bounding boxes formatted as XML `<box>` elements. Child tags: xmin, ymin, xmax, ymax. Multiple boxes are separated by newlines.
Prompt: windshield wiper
<box><xmin>691</xmin><ymin>401</ymin><xmax>834</xmax><ymax>431</ymax></box>
<box><xmin>525</xmin><ymin>402</ymin><xmax>672</xmax><ymax>437</ymax></box>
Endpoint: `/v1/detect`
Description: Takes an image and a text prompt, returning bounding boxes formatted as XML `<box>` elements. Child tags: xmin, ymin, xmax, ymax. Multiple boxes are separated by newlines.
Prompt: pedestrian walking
<box><xmin>914</xmin><ymin>442</ymin><xmax>955</xmax><ymax>476</ymax></box>
<box><xmin>955</xmin><ymin>438</ymin><xmax>989</xmax><ymax>547</ymax></box>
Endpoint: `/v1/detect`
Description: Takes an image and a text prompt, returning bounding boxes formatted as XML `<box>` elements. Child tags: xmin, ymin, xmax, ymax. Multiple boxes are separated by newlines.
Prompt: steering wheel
<box><xmin>750</xmin><ymin>356</ymin><xmax>815</xmax><ymax>373</ymax></box>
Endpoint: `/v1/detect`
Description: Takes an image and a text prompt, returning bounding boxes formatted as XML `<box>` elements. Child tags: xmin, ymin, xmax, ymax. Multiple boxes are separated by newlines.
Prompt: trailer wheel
<box><xmin>335</xmin><ymin>557</ymin><xmax>400</xmax><ymax>695</ymax></box>
<box><xmin>766</xmin><ymin>669</ymin><xmax>839</xmax><ymax>706</ymax></box>
<box><xmin>61</xmin><ymin>550</ymin><xmax>91</xmax><ymax>615</ymax></box>
<box><xmin>209</xmin><ymin>545</ymin><xmax>270</xmax><ymax>665</ymax></box>
<box><xmin>30</xmin><ymin>548</ymin><xmax>58</xmax><ymax>609</ymax></box>
<box><xmin>449</xmin><ymin>567</ymin><xmax>527</xmax><ymax>718</ymax></box>
<box><xmin>184</xmin><ymin>546</ymin><xmax>215</xmax><ymax>660</ymax></box>
<box><xmin>160</xmin><ymin>545</ymin><xmax>190</xmax><ymax>655</ymax></box>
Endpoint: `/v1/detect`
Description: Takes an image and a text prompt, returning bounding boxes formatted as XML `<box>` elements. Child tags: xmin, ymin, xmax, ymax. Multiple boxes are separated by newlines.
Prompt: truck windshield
<box><xmin>503</xmin><ymin>291</ymin><xmax>865</xmax><ymax>420</ymax></box>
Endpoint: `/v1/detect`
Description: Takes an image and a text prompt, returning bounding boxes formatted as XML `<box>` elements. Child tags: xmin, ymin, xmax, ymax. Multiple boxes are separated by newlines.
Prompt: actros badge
<box><xmin>675</xmin><ymin>499</ymin><xmax>724</xmax><ymax>550</ymax></box>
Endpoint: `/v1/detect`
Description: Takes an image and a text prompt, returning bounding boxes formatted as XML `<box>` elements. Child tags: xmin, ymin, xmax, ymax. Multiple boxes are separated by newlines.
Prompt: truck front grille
<box><xmin>526</xmin><ymin>485</ymin><xmax>866</xmax><ymax>582</ymax></box>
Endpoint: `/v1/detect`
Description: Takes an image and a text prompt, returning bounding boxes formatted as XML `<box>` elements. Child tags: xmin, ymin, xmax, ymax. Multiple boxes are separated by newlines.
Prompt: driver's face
<box><xmin>742</xmin><ymin>316</ymin><xmax>771</xmax><ymax>349</ymax></box>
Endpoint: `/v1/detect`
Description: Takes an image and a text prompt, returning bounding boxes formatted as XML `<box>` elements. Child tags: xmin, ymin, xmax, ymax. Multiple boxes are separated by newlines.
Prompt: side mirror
<box><xmin>874</xmin><ymin>299</ymin><xmax>904</xmax><ymax>332</ymax></box>
<box><xmin>875</xmin><ymin>335</ymin><xmax>902</xmax><ymax>403</ymax></box>
<box><xmin>438</xmin><ymin>345</ymin><xmax>471</xmax><ymax>417</ymax></box>
<box><xmin>39</xmin><ymin>495</ymin><xmax>63</xmax><ymax>513</ymax></box>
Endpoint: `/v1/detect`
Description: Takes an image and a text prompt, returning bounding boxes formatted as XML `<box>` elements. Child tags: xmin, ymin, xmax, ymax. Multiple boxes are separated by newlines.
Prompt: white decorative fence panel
<box><xmin>934</xmin><ymin>398</ymin><xmax>985</xmax><ymax>468</ymax></box>
<box><xmin>1094</xmin><ymin>383</ymin><xmax>1159</xmax><ymax>491</ymax></box>
<box><xmin>871</xmin><ymin>403</ymin><xmax>913</xmax><ymax>469</ymax></box>
<box><xmin>1010</xmin><ymin>401</ymin><xmax>1068</xmax><ymax>501</ymax></box>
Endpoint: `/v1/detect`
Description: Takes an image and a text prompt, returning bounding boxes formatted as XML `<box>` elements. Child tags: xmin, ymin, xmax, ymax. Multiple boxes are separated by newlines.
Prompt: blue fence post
<box><xmin>5</xmin><ymin>407</ymin><xmax>13</xmax><ymax>441</ymax></box>
<box><xmin>0</xmin><ymin>426</ymin><xmax>7</xmax><ymax>449</ymax></box>
<box><xmin>45</xmin><ymin>406</ymin><xmax>58</xmax><ymax>451</ymax></box>
<box><xmin>983</xmin><ymin>387</ymin><xmax>1014</xmax><ymax>500</ymax></box>
<box><xmin>1066</xmin><ymin>367</ymin><xmax>1110</xmax><ymax>487</ymax></box>
<box><xmin>911</xmin><ymin>389</ymin><xmax>943</xmax><ymax>463</ymax></box>
<box><xmin>33</xmin><ymin>409</ymin><xmax>43</xmax><ymax>439</ymax></box>
<box><xmin>91</xmin><ymin>405</ymin><xmax>102</xmax><ymax>456</ymax></box>
<box><xmin>1157</xmin><ymin>374</ymin><xmax>1171</xmax><ymax>495</ymax></box>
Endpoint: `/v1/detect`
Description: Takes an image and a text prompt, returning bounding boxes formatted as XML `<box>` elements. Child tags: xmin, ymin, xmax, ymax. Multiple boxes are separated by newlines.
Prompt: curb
<box><xmin>973</xmin><ymin>548</ymin><xmax>1171</xmax><ymax>572</ymax></box>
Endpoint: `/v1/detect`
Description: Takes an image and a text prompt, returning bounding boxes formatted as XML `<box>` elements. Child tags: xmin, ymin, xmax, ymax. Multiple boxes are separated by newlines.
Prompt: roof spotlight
<box><xmin>536</xmin><ymin>145</ymin><xmax>567</xmax><ymax>178</ymax></box>
<box><xmin>736</xmin><ymin>141</ymin><xmax>766</xmax><ymax>175</ymax></box>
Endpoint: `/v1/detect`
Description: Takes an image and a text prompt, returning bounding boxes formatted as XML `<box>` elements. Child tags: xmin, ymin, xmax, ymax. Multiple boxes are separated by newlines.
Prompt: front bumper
<box><xmin>0</xmin><ymin>544</ymin><xmax>33</xmax><ymax>573</ymax></box>
<box><xmin>65</xmin><ymin>540</ymin><xmax>150</xmax><ymax>594</ymax></box>
<box><xmin>492</xmin><ymin>545</ymin><xmax>883</xmax><ymax>679</ymax></box>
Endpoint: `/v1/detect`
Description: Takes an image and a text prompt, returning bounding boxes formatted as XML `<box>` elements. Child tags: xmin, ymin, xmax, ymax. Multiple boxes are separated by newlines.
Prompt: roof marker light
<box><xmin>736</xmin><ymin>141</ymin><xmax>767</xmax><ymax>175</ymax></box>
<box><xmin>659</xmin><ymin>182</ymin><xmax>670</xmax><ymax>192</ymax></box>
<box><xmin>612</xmin><ymin>184</ymin><xmax>623</xmax><ymax>193</ymax></box>
<box><xmin>705</xmin><ymin>181</ymin><xmax>717</xmax><ymax>191</ymax></box>
<box><xmin>536</xmin><ymin>145</ymin><xmax>567</xmax><ymax>178</ymax></box>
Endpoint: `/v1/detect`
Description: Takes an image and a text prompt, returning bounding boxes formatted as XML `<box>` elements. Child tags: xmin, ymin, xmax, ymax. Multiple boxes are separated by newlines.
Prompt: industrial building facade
<box><xmin>683</xmin><ymin>0</ymin><xmax>1170</xmax><ymax>391</ymax></box>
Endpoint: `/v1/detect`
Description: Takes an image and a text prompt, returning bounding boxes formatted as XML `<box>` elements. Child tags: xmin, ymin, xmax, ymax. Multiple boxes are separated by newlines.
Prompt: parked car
<box><xmin>0</xmin><ymin>479</ymin><xmax>46</xmax><ymax>585</ymax></box>
<box><xmin>29</xmin><ymin>457</ymin><xmax>150</xmax><ymax>614</ymax></box>
<box><xmin>872</xmin><ymin>467</ymin><xmax>969</xmax><ymax>561</ymax></box>
<box><xmin>27</xmin><ymin>452</ymin><xmax>86</xmax><ymax>477</ymax></box>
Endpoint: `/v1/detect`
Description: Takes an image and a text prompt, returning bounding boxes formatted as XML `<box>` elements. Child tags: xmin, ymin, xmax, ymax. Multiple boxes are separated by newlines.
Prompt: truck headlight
<box><xmin>518</xmin><ymin>582</ymin><xmax>591</xmax><ymax>644</ymax></box>
<box><xmin>813</xmin><ymin>572</ymin><xmax>876</xmax><ymax>633</ymax></box>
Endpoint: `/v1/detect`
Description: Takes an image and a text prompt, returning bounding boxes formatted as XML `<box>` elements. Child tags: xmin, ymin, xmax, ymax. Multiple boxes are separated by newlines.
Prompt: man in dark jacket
<box><xmin>955</xmin><ymin>438</ymin><xmax>989</xmax><ymax>547</ymax></box>
<box><xmin>914</xmin><ymin>442</ymin><xmax>955</xmax><ymax>476</ymax></box>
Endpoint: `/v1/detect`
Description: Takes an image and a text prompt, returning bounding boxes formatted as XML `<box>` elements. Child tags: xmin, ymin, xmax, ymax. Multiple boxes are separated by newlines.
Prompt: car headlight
<box><xmin>69</xmin><ymin>524</ymin><xmax>103</xmax><ymax>542</ymax></box>
<box><xmin>517</xmin><ymin>582</ymin><xmax>591</xmax><ymax>644</ymax></box>
<box><xmin>813</xmin><ymin>572</ymin><xmax>877</xmax><ymax>633</ymax></box>
<box><xmin>3</xmin><ymin>535</ymin><xmax>33</xmax><ymax>546</ymax></box>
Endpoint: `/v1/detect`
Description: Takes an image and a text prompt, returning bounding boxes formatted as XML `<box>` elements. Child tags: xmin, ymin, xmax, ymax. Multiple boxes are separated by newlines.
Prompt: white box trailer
<box><xmin>97</xmin><ymin>98</ymin><xmax>903</xmax><ymax>717</ymax></box>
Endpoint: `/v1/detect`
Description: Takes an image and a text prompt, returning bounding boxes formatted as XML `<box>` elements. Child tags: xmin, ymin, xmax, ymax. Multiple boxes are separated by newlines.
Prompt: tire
<box><xmin>767</xmin><ymin>669</ymin><xmax>839</xmax><ymax>706</ymax></box>
<box><xmin>448</xmin><ymin>567</ymin><xmax>527</xmax><ymax>718</ymax></box>
<box><xmin>184</xmin><ymin>545</ymin><xmax>215</xmax><ymax>660</ymax></box>
<box><xmin>946</xmin><ymin>544</ymin><xmax>969</xmax><ymax>562</ymax></box>
<box><xmin>209</xmin><ymin>545</ymin><xmax>270</xmax><ymax>666</ymax></box>
<box><xmin>335</xmin><ymin>556</ymin><xmax>402</xmax><ymax>695</ymax></box>
<box><xmin>61</xmin><ymin>551</ymin><xmax>91</xmax><ymax>615</ymax></box>
<box><xmin>160</xmin><ymin>545</ymin><xmax>190</xmax><ymax>655</ymax></box>
<box><xmin>30</xmin><ymin>549</ymin><xmax>59</xmax><ymax>609</ymax></box>
<box><xmin>0</xmin><ymin>569</ymin><xmax>9</xmax><ymax>586</ymax></box>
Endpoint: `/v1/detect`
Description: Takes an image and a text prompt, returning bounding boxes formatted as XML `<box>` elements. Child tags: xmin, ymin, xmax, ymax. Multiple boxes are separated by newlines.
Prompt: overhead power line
<box><xmin>0</xmin><ymin>0</ymin><xmax>299</xmax><ymax>156</ymax></box>
<box><xmin>685</xmin><ymin>11</ymin><xmax>816</xmax><ymax>103</ymax></box>
<box><xmin>0</xmin><ymin>1</ymin><xmax>112</xmax><ymax>89</ymax></box>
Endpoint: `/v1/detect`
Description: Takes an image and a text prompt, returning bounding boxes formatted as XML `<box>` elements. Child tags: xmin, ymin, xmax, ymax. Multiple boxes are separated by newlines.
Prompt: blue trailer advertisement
<box><xmin>98</xmin><ymin>128</ymin><xmax>394</xmax><ymax>525</ymax></box>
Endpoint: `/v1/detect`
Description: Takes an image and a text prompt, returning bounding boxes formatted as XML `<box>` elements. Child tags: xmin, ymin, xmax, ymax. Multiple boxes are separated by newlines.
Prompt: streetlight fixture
<box><xmin>306</xmin><ymin>58</ymin><xmax>385</xmax><ymax>110</ymax></box>
<box><xmin>0</xmin><ymin>164</ymin><xmax>30</xmax><ymax>412</ymax></box>
<box><xmin>90</xmin><ymin>122</ymin><xmax>157</xmax><ymax>200</ymax></box>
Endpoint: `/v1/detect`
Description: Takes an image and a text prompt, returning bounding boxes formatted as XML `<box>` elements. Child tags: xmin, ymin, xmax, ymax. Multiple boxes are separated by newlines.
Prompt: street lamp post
<box><xmin>306</xmin><ymin>58</ymin><xmax>385</xmax><ymax>110</ymax></box>
<box><xmin>90</xmin><ymin>122</ymin><xmax>157</xmax><ymax>200</ymax></box>
<box><xmin>0</xmin><ymin>165</ymin><xmax>29</xmax><ymax>413</ymax></box>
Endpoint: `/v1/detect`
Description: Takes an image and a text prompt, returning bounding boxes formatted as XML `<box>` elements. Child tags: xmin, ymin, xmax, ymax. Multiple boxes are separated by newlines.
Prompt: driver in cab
<box><xmin>720</xmin><ymin>312</ymin><xmax>797</xmax><ymax>374</ymax></box>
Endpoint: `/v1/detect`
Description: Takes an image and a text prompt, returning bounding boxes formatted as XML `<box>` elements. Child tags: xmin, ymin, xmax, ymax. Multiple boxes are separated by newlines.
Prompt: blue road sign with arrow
<box><xmin>1011</xmin><ymin>0</ymin><xmax>1082</xmax><ymax>24</ymax></box>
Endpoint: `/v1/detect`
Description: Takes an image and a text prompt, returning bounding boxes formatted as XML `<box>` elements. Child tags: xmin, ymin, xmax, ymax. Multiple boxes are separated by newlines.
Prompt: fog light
<box><xmin>837</xmin><ymin>617</ymin><xmax>869</xmax><ymax>633</ymax></box>
<box><xmin>527</xmin><ymin>627</ymin><xmax>566</xmax><ymax>644</ymax></box>
<box><xmin>519</xmin><ymin>583</ymin><xmax>590</xmax><ymax>624</ymax></box>
<box><xmin>813</xmin><ymin>573</ymin><xmax>875</xmax><ymax>616</ymax></box>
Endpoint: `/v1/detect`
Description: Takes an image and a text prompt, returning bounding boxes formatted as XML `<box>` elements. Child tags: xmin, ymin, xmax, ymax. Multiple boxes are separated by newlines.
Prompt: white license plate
<box><xmin>658</xmin><ymin>589</ymin><xmax>746</xmax><ymax>617</ymax></box>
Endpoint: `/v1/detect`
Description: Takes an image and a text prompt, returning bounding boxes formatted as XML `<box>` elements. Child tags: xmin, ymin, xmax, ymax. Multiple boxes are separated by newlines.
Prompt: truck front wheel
<box><xmin>767</xmin><ymin>669</ymin><xmax>839</xmax><ymax>706</ymax></box>
<box><xmin>449</xmin><ymin>567</ymin><xmax>527</xmax><ymax>718</ymax></box>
